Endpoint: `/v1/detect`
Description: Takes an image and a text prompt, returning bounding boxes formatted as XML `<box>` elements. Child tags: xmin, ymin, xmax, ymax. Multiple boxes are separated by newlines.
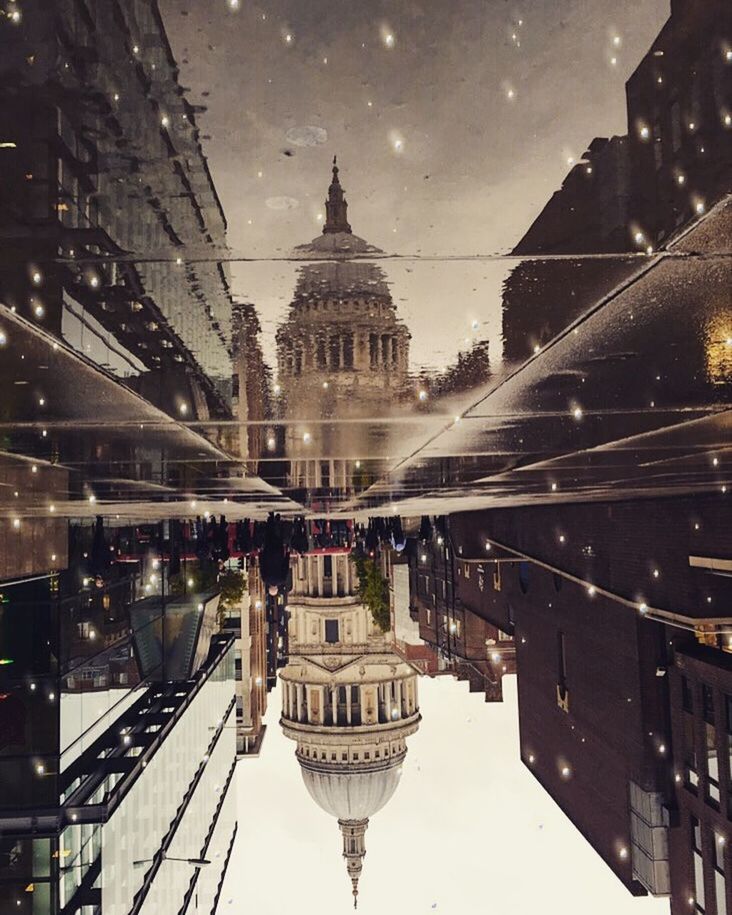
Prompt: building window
<box><xmin>369</xmin><ymin>334</ymin><xmax>379</xmax><ymax>367</ymax></box>
<box><xmin>692</xmin><ymin>816</ymin><xmax>706</xmax><ymax>912</ymax></box>
<box><xmin>716</xmin><ymin>868</ymin><xmax>727</xmax><ymax>915</ymax></box>
<box><xmin>682</xmin><ymin>676</ymin><xmax>694</xmax><ymax>713</ymax></box>
<box><xmin>692</xmin><ymin>817</ymin><xmax>702</xmax><ymax>853</ymax></box>
<box><xmin>684</xmin><ymin>712</ymin><xmax>699</xmax><ymax>791</ymax></box>
<box><xmin>707</xmin><ymin>718</ymin><xmax>720</xmax><ymax>806</ymax></box>
<box><xmin>714</xmin><ymin>830</ymin><xmax>728</xmax><ymax>915</ymax></box>
<box><xmin>325</xmin><ymin>619</ymin><xmax>339</xmax><ymax>644</ymax></box>
<box><xmin>557</xmin><ymin>631</ymin><xmax>567</xmax><ymax>684</ymax></box>
<box><xmin>343</xmin><ymin>333</ymin><xmax>354</xmax><ymax>368</ymax></box>
<box><xmin>700</xmin><ymin>687</ymin><xmax>716</xmax><ymax>806</ymax></box>
<box><xmin>518</xmin><ymin>561</ymin><xmax>530</xmax><ymax>594</ymax></box>
<box><xmin>703</xmin><ymin>685</ymin><xmax>715</xmax><ymax>723</ymax></box>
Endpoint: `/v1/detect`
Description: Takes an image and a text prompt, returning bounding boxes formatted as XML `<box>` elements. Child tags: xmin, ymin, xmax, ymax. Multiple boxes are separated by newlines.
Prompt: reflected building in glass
<box><xmin>0</xmin><ymin>517</ymin><xmax>238</xmax><ymax>915</ymax></box>
<box><xmin>279</xmin><ymin>549</ymin><xmax>421</xmax><ymax>907</ymax></box>
<box><xmin>0</xmin><ymin>0</ymin><xmax>234</xmax><ymax>418</ymax></box>
<box><xmin>275</xmin><ymin>160</ymin><xmax>411</xmax><ymax>498</ymax></box>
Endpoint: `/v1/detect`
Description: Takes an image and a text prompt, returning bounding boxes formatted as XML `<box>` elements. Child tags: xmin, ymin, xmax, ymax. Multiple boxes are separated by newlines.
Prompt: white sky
<box><xmin>218</xmin><ymin>675</ymin><xmax>670</xmax><ymax>915</ymax></box>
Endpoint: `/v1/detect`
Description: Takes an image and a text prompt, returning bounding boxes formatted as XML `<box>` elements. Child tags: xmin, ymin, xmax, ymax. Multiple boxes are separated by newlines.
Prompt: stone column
<box><xmin>309</xmin><ymin>556</ymin><xmax>316</xmax><ymax>597</ymax></box>
<box><xmin>378</xmin><ymin>683</ymin><xmax>386</xmax><ymax>723</ymax></box>
<box><xmin>356</xmin><ymin>331</ymin><xmax>367</xmax><ymax>370</ymax></box>
<box><xmin>346</xmin><ymin>686</ymin><xmax>352</xmax><ymax>725</ymax></box>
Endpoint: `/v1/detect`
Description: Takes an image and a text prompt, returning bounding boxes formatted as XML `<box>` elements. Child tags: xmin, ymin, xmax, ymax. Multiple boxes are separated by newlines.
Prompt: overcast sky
<box><xmin>160</xmin><ymin>0</ymin><xmax>668</xmax><ymax>373</ymax></box>
<box><xmin>162</xmin><ymin>0</ymin><xmax>667</xmax><ymax>259</ymax></box>
<box><xmin>219</xmin><ymin>676</ymin><xmax>669</xmax><ymax>915</ymax></box>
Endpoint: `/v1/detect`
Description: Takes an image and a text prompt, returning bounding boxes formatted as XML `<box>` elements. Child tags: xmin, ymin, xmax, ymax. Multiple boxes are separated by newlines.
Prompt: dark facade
<box><xmin>0</xmin><ymin>0</ymin><xmax>234</xmax><ymax>418</ymax></box>
<box><xmin>513</xmin><ymin>563</ymin><xmax>671</xmax><ymax>896</ymax></box>
<box><xmin>265</xmin><ymin>583</ymin><xmax>290</xmax><ymax>691</ymax></box>
<box><xmin>437</xmin><ymin>494</ymin><xmax>732</xmax><ymax>906</ymax></box>
<box><xmin>231</xmin><ymin>301</ymin><xmax>272</xmax><ymax>465</ymax></box>
<box><xmin>449</xmin><ymin>496</ymin><xmax>732</xmax><ymax>625</ymax></box>
<box><xmin>406</xmin><ymin>530</ymin><xmax>517</xmax><ymax>701</ymax></box>
<box><xmin>669</xmin><ymin>645</ymin><xmax>732</xmax><ymax>915</ymax></box>
<box><xmin>502</xmin><ymin>0</ymin><xmax>732</xmax><ymax>365</ymax></box>
<box><xmin>513</xmin><ymin>136</ymin><xmax>632</xmax><ymax>256</ymax></box>
<box><xmin>626</xmin><ymin>0</ymin><xmax>732</xmax><ymax>246</ymax></box>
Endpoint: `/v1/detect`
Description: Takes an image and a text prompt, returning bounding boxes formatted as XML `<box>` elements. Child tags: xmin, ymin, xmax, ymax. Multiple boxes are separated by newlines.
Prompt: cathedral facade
<box><xmin>275</xmin><ymin>159</ymin><xmax>411</xmax><ymax>496</ymax></box>
<box><xmin>279</xmin><ymin>549</ymin><xmax>421</xmax><ymax>906</ymax></box>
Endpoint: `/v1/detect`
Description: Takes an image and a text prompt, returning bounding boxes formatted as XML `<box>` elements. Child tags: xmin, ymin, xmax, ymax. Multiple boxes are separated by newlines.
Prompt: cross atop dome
<box><xmin>323</xmin><ymin>155</ymin><xmax>352</xmax><ymax>235</ymax></box>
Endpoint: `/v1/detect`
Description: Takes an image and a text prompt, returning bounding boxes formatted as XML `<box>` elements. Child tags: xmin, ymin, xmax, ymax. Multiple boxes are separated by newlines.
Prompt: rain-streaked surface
<box><xmin>0</xmin><ymin>2</ymin><xmax>730</xmax><ymax>914</ymax></box>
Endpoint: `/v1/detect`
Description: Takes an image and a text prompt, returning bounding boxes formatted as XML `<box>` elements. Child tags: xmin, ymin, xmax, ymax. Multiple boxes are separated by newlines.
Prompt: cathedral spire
<box><xmin>323</xmin><ymin>155</ymin><xmax>352</xmax><ymax>235</ymax></box>
<box><xmin>339</xmin><ymin>818</ymin><xmax>367</xmax><ymax>909</ymax></box>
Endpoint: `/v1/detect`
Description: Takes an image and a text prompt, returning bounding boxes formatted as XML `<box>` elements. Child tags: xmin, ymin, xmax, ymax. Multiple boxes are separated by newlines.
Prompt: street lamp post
<box><xmin>132</xmin><ymin>853</ymin><xmax>211</xmax><ymax>869</ymax></box>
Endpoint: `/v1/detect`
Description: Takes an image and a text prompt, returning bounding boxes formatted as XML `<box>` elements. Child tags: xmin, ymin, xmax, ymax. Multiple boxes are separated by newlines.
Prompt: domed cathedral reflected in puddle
<box><xmin>1</xmin><ymin>0</ymin><xmax>731</xmax><ymax>911</ymax></box>
<box><xmin>273</xmin><ymin>157</ymin><xmax>413</xmax><ymax>507</ymax></box>
<box><xmin>279</xmin><ymin>546</ymin><xmax>421</xmax><ymax>908</ymax></box>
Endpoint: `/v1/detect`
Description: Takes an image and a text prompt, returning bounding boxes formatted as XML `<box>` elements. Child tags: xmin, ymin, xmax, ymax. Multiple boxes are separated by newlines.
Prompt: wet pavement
<box><xmin>0</xmin><ymin>1</ymin><xmax>731</xmax><ymax>914</ymax></box>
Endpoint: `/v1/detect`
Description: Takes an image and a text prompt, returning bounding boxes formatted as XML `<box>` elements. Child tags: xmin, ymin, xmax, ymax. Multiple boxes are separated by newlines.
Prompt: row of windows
<box><xmin>690</xmin><ymin>814</ymin><xmax>727</xmax><ymax>915</ymax></box>
<box><xmin>301</xmin><ymin>744</ymin><xmax>400</xmax><ymax>763</ymax></box>
<box><xmin>682</xmin><ymin>678</ymin><xmax>732</xmax><ymax>814</ymax></box>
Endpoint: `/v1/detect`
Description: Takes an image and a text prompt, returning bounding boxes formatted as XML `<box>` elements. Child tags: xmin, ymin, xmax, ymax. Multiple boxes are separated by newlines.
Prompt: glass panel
<box><xmin>717</xmin><ymin>869</ymin><xmax>728</xmax><ymax>915</ymax></box>
<box><xmin>694</xmin><ymin>851</ymin><xmax>706</xmax><ymax>910</ymax></box>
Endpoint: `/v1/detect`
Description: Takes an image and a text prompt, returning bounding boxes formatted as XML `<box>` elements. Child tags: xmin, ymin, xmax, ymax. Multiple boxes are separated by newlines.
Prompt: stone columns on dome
<box><xmin>297</xmin><ymin>683</ymin><xmax>305</xmax><ymax>723</ymax></box>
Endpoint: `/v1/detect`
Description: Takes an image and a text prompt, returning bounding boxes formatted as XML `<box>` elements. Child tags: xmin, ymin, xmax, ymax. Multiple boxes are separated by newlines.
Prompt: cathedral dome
<box><xmin>301</xmin><ymin>762</ymin><xmax>403</xmax><ymax>821</ymax></box>
<box><xmin>292</xmin><ymin>232</ymin><xmax>384</xmax><ymax>260</ymax></box>
<box><xmin>291</xmin><ymin>156</ymin><xmax>385</xmax><ymax>260</ymax></box>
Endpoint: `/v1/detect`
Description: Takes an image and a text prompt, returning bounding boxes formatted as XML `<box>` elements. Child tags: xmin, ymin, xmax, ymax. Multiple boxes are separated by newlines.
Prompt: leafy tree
<box><xmin>352</xmin><ymin>556</ymin><xmax>390</xmax><ymax>632</ymax></box>
<box><xmin>168</xmin><ymin>565</ymin><xmax>246</xmax><ymax>629</ymax></box>
<box><xmin>168</xmin><ymin>562</ymin><xmax>218</xmax><ymax>598</ymax></box>
<box><xmin>217</xmin><ymin>569</ymin><xmax>246</xmax><ymax>610</ymax></box>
